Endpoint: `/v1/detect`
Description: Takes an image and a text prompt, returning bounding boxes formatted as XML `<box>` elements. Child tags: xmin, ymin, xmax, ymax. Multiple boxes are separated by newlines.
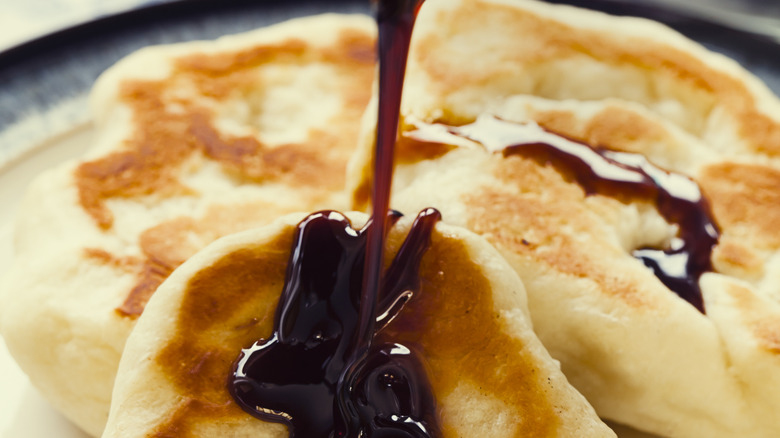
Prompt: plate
<box><xmin>0</xmin><ymin>124</ymin><xmax>95</xmax><ymax>438</ymax></box>
<box><xmin>0</xmin><ymin>0</ymin><xmax>779</xmax><ymax>436</ymax></box>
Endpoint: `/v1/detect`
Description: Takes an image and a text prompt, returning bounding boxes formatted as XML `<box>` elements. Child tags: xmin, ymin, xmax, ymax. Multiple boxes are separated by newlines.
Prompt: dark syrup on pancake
<box><xmin>229</xmin><ymin>209</ymin><xmax>440</xmax><ymax>437</ymax></box>
<box><xmin>406</xmin><ymin>116</ymin><xmax>719</xmax><ymax>313</ymax></box>
<box><xmin>229</xmin><ymin>1</ymin><xmax>441</xmax><ymax>437</ymax></box>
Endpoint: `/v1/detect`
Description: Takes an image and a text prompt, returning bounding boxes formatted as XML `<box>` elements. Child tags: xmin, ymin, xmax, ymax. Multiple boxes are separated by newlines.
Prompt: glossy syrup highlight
<box><xmin>229</xmin><ymin>209</ymin><xmax>441</xmax><ymax>437</ymax></box>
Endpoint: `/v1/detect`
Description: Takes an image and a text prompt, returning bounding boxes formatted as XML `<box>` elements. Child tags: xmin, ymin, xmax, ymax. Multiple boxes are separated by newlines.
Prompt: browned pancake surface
<box><xmin>146</xmin><ymin>223</ymin><xmax>566</xmax><ymax>437</ymax></box>
<box><xmin>79</xmin><ymin>28</ymin><xmax>375</xmax><ymax>318</ymax></box>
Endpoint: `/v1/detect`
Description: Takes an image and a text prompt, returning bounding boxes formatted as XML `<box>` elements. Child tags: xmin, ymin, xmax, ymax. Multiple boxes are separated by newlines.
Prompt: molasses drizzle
<box><xmin>358</xmin><ymin>0</ymin><xmax>426</xmax><ymax>372</ymax></box>
<box><xmin>230</xmin><ymin>209</ymin><xmax>440</xmax><ymax>437</ymax></box>
<box><xmin>407</xmin><ymin>115</ymin><xmax>719</xmax><ymax>313</ymax></box>
<box><xmin>230</xmin><ymin>0</ymin><xmax>440</xmax><ymax>436</ymax></box>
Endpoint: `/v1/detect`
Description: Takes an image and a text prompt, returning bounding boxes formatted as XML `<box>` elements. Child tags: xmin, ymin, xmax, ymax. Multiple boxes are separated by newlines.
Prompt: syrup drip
<box><xmin>406</xmin><ymin>115</ymin><xmax>719</xmax><ymax>313</ymax></box>
<box><xmin>355</xmin><ymin>0</ymin><xmax>426</xmax><ymax>390</ymax></box>
<box><xmin>230</xmin><ymin>209</ymin><xmax>441</xmax><ymax>437</ymax></box>
<box><xmin>230</xmin><ymin>0</ymin><xmax>441</xmax><ymax>436</ymax></box>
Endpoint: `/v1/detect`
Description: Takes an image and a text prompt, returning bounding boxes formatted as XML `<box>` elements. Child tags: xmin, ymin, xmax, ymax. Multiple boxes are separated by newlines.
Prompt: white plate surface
<box><xmin>0</xmin><ymin>124</ymin><xmax>93</xmax><ymax>438</ymax></box>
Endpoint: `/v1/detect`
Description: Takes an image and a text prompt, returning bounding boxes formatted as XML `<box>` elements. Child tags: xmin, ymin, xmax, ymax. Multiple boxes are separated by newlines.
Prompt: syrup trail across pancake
<box><xmin>404</xmin><ymin>115</ymin><xmax>720</xmax><ymax>313</ymax></box>
<box><xmin>230</xmin><ymin>0</ymin><xmax>440</xmax><ymax>436</ymax></box>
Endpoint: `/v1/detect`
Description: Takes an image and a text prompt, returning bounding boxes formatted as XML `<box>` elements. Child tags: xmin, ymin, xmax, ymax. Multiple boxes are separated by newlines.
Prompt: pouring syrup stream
<box><xmin>229</xmin><ymin>1</ymin><xmax>439</xmax><ymax>436</ymax></box>
<box><xmin>352</xmin><ymin>0</ymin><xmax>425</xmax><ymax>388</ymax></box>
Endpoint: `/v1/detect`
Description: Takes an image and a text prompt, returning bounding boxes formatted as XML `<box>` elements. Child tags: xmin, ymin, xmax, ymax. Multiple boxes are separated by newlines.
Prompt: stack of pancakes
<box><xmin>2</xmin><ymin>0</ymin><xmax>780</xmax><ymax>437</ymax></box>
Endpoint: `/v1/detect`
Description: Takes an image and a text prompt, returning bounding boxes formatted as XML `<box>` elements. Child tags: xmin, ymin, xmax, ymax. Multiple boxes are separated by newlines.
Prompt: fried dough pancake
<box><xmin>101</xmin><ymin>212</ymin><xmax>614</xmax><ymax>438</ymax></box>
<box><xmin>348</xmin><ymin>0</ymin><xmax>780</xmax><ymax>436</ymax></box>
<box><xmin>0</xmin><ymin>14</ymin><xmax>375</xmax><ymax>436</ymax></box>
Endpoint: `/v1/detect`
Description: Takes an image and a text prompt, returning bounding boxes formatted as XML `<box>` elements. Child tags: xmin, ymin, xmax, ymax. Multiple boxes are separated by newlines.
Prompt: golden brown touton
<box><xmin>0</xmin><ymin>14</ymin><xmax>376</xmax><ymax>436</ymax></box>
<box><xmin>101</xmin><ymin>212</ymin><xmax>614</xmax><ymax>437</ymax></box>
<box><xmin>347</xmin><ymin>0</ymin><xmax>780</xmax><ymax>436</ymax></box>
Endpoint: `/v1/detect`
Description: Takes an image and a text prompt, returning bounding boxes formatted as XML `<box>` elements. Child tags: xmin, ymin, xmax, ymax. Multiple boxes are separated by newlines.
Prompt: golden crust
<box><xmin>153</xmin><ymin>239</ymin><xmax>291</xmax><ymax>435</ymax></box>
<box><xmin>700</xmin><ymin>163</ymin><xmax>780</xmax><ymax>249</ymax></box>
<box><xmin>463</xmin><ymin>158</ymin><xmax>661</xmax><ymax>312</ymax></box>
<box><xmin>725</xmin><ymin>282</ymin><xmax>780</xmax><ymax>354</ymax></box>
<box><xmin>75</xmin><ymin>24</ymin><xmax>375</xmax><ymax>317</ymax></box>
<box><xmin>77</xmin><ymin>32</ymin><xmax>374</xmax><ymax>231</ymax></box>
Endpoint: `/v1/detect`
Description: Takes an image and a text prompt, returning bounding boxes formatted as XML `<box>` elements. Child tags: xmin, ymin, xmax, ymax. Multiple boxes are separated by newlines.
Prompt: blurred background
<box><xmin>614</xmin><ymin>0</ymin><xmax>780</xmax><ymax>42</ymax></box>
<box><xmin>0</xmin><ymin>0</ymin><xmax>167</xmax><ymax>52</ymax></box>
<box><xmin>1</xmin><ymin>0</ymin><xmax>779</xmax><ymax>168</ymax></box>
<box><xmin>1</xmin><ymin>0</ymin><xmax>779</xmax><ymax>53</ymax></box>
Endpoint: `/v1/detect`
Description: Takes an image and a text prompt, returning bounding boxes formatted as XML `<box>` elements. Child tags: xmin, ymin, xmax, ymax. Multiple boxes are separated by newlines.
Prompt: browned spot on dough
<box><xmin>187</xmin><ymin>114</ymin><xmax>342</xmax><ymax>187</ymax></box>
<box><xmin>76</xmin><ymin>28</ymin><xmax>373</xmax><ymax>317</ymax></box>
<box><xmin>76</xmin><ymin>80</ymin><xmax>196</xmax><ymax>229</ymax></box>
<box><xmin>153</xmin><ymin>230</ymin><xmax>293</xmax><ymax>436</ymax></box>
<box><xmin>324</xmin><ymin>28</ymin><xmax>377</xmax><ymax>65</ymax></box>
<box><xmin>584</xmin><ymin>107</ymin><xmax>670</xmax><ymax>150</ymax></box>
<box><xmin>700</xmin><ymin>162</ymin><xmax>780</xmax><ymax>249</ymax></box>
<box><xmin>83</xmin><ymin>247</ymin><xmax>175</xmax><ymax>317</ymax></box>
<box><xmin>756</xmin><ymin>326</ymin><xmax>780</xmax><ymax>355</ymax></box>
<box><xmin>117</xmin><ymin>218</ymin><xmax>195</xmax><ymax>317</ymax></box>
<box><xmin>82</xmin><ymin>248</ymin><xmax>173</xmax><ymax>317</ymax></box>
<box><xmin>117</xmin><ymin>258</ymin><xmax>175</xmax><ymax>317</ymax></box>
<box><xmin>381</xmin><ymin>232</ymin><xmax>559</xmax><ymax>436</ymax></box>
<box><xmin>463</xmin><ymin>155</ymin><xmax>655</xmax><ymax>309</ymax></box>
<box><xmin>188</xmin><ymin>113</ymin><xmax>264</xmax><ymax>176</ymax></box>
<box><xmin>76</xmin><ymin>30</ymin><xmax>375</xmax><ymax>230</ymax></box>
<box><xmin>725</xmin><ymin>282</ymin><xmax>780</xmax><ymax>354</ymax></box>
<box><xmin>741</xmin><ymin>111</ymin><xmax>780</xmax><ymax>156</ymax></box>
<box><xmin>82</xmin><ymin>248</ymin><xmax>142</xmax><ymax>273</ymax></box>
<box><xmin>534</xmin><ymin>107</ymin><xmax>674</xmax><ymax>156</ymax></box>
<box><xmin>177</xmin><ymin>41</ymin><xmax>308</xmax><ymax>78</ymax></box>
<box><xmin>531</xmin><ymin>111</ymin><xmax>580</xmax><ymax>139</ymax></box>
<box><xmin>395</xmin><ymin>130</ymin><xmax>457</xmax><ymax>164</ymax></box>
<box><xmin>351</xmin><ymin>175</ymin><xmax>372</xmax><ymax>212</ymax></box>
<box><xmin>151</xmin><ymin>399</ymin><xmax>235</xmax><ymax>438</ymax></box>
<box><xmin>711</xmin><ymin>235</ymin><xmax>764</xmax><ymax>279</ymax></box>
<box><xmin>118</xmin><ymin>200</ymin><xmax>311</xmax><ymax>318</ymax></box>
